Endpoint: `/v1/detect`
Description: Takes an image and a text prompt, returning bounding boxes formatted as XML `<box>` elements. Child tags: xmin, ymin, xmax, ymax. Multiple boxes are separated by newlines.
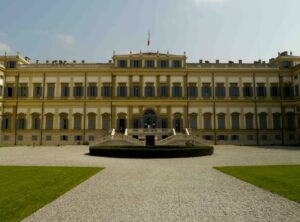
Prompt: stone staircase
<box><xmin>91</xmin><ymin>128</ymin><xmax>211</xmax><ymax>146</ymax></box>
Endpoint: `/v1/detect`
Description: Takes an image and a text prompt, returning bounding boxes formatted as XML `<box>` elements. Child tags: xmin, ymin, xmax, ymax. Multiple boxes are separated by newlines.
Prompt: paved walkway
<box><xmin>0</xmin><ymin>145</ymin><xmax>299</xmax><ymax>222</ymax></box>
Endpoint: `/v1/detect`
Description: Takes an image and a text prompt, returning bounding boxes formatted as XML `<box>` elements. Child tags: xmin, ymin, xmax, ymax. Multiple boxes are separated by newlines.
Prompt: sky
<box><xmin>0</xmin><ymin>0</ymin><xmax>299</xmax><ymax>63</ymax></box>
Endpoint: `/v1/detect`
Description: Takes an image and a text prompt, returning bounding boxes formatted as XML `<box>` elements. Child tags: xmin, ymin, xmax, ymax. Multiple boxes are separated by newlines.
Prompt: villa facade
<box><xmin>0</xmin><ymin>51</ymin><xmax>299</xmax><ymax>145</ymax></box>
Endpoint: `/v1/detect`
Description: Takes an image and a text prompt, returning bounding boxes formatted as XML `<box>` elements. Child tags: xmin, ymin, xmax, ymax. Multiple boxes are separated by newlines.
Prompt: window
<box><xmin>202</xmin><ymin>83</ymin><xmax>211</xmax><ymax>97</ymax></box>
<box><xmin>231</xmin><ymin>135</ymin><xmax>239</xmax><ymax>141</ymax></box>
<box><xmin>259</xmin><ymin>113</ymin><xmax>267</xmax><ymax>129</ymax></box>
<box><xmin>132</xmin><ymin>85</ymin><xmax>140</xmax><ymax>97</ymax></box>
<box><xmin>215</xmin><ymin>83</ymin><xmax>225</xmax><ymax>97</ymax></box>
<box><xmin>187</xmin><ymin>83</ymin><xmax>198</xmax><ymax>97</ymax></box>
<box><xmin>261</xmin><ymin>135</ymin><xmax>267</xmax><ymax>140</ymax></box>
<box><xmin>47</xmin><ymin>83</ymin><xmax>55</xmax><ymax>98</ymax></box>
<box><xmin>0</xmin><ymin>86</ymin><xmax>2</xmax><ymax>97</ymax></box>
<box><xmin>74</xmin><ymin>114</ymin><xmax>82</xmax><ymax>130</ymax></box>
<box><xmin>203</xmin><ymin>113</ymin><xmax>212</xmax><ymax>129</ymax></box>
<box><xmin>203</xmin><ymin>135</ymin><xmax>213</xmax><ymax>140</ymax></box>
<box><xmin>32</xmin><ymin>135</ymin><xmax>38</xmax><ymax>141</ymax></box>
<box><xmin>75</xmin><ymin>135</ymin><xmax>82</xmax><ymax>141</ymax></box>
<box><xmin>231</xmin><ymin>113</ymin><xmax>240</xmax><ymax>129</ymax></box>
<box><xmin>283</xmin><ymin>85</ymin><xmax>294</xmax><ymax>97</ymax></box>
<box><xmin>229</xmin><ymin>83</ymin><xmax>239</xmax><ymax>97</ymax></box>
<box><xmin>160</xmin><ymin>85</ymin><xmax>168</xmax><ymax>97</ymax></box>
<box><xmin>60</xmin><ymin>135</ymin><xmax>68</xmax><ymax>141</ymax></box>
<box><xmin>61</xmin><ymin>83</ymin><xmax>69</xmax><ymax>97</ymax></box>
<box><xmin>87</xmin><ymin>84</ymin><xmax>97</xmax><ymax>97</ymax></box>
<box><xmin>295</xmin><ymin>85</ymin><xmax>299</xmax><ymax>96</ymax></box>
<box><xmin>60</xmin><ymin>114</ymin><xmax>68</xmax><ymax>129</ymax></box>
<box><xmin>286</xmin><ymin>112</ymin><xmax>295</xmax><ymax>130</ymax></box>
<box><xmin>73</xmin><ymin>84</ymin><xmax>83</xmax><ymax>97</ymax></box>
<box><xmin>270</xmin><ymin>84</ymin><xmax>280</xmax><ymax>97</ymax></box>
<box><xmin>6</xmin><ymin>61</ymin><xmax>16</xmax><ymax>68</ymax></box>
<box><xmin>173</xmin><ymin>60</ymin><xmax>181</xmax><ymax>68</ymax></box>
<box><xmin>272</xmin><ymin>113</ymin><xmax>281</xmax><ymax>129</ymax></box>
<box><xmin>88</xmin><ymin>113</ymin><xmax>96</xmax><ymax>129</ymax></box>
<box><xmin>189</xmin><ymin>114</ymin><xmax>197</xmax><ymax>129</ymax></box>
<box><xmin>2</xmin><ymin>115</ymin><xmax>11</xmax><ymax>130</ymax></box>
<box><xmin>275</xmin><ymin>135</ymin><xmax>281</xmax><ymax>140</ymax></box>
<box><xmin>33</xmin><ymin>84</ymin><xmax>42</xmax><ymax>98</ymax></box>
<box><xmin>102</xmin><ymin>114</ymin><xmax>110</xmax><ymax>130</ymax></box>
<box><xmin>247</xmin><ymin>135</ymin><xmax>254</xmax><ymax>140</ymax></box>
<box><xmin>102</xmin><ymin>84</ymin><xmax>112</xmax><ymax>97</ymax></box>
<box><xmin>132</xmin><ymin>60</ymin><xmax>141</xmax><ymax>68</ymax></box>
<box><xmin>245</xmin><ymin>113</ymin><xmax>253</xmax><ymax>129</ymax></box>
<box><xmin>88</xmin><ymin>135</ymin><xmax>94</xmax><ymax>141</ymax></box>
<box><xmin>145</xmin><ymin>83</ymin><xmax>155</xmax><ymax>97</ymax></box>
<box><xmin>172</xmin><ymin>83</ymin><xmax>182</xmax><ymax>97</ymax></box>
<box><xmin>133</xmin><ymin>119</ymin><xmax>140</xmax><ymax>128</ymax></box>
<box><xmin>117</xmin><ymin>84</ymin><xmax>127</xmax><ymax>97</ymax></box>
<box><xmin>218</xmin><ymin>113</ymin><xmax>226</xmax><ymax>129</ymax></box>
<box><xmin>31</xmin><ymin>114</ymin><xmax>41</xmax><ymax>129</ymax></box>
<box><xmin>46</xmin><ymin>135</ymin><xmax>52</xmax><ymax>141</ymax></box>
<box><xmin>45</xmin><ymin>114</ymin><xmax>53</xmax><ymax>130</ymax></box>
<box><xmin>159</xmin><ymin>60</ymin><xmax>168</xmax><ymax>68</ymax></box>
<box><xmin>18</xmin><ymin>135</ymin><xmax>23</xmax><ymax>141</ymax></box>
<box><xmin>118</xmin><ymin>60</ymin><xmax>127</xmax><ymax>68</ymax></box>
<box><xmin>256</xmin><ymin>84</ymin><xmax>266</xmax><ymax>97</ymax></box>
<box><xmin>243</xmin><ymin>84</ymin><xmax>253</xmax><ymax>97</ymax></box>
<box><xmin>17</xmin><ymin>116</ymin><xmax>26</xmax><ymax>130</ymax></box>
<box><xmin>161</xmin><ymin>118</ymin><xmax>168</xmax><ymax>128</ymax></box>
<box><xmin>18</xmin><ymin>84</ymin><xmax>28</xmax><ymax>97</ymax></box>
<box><xmin>217</xmin><ymin>135</ymin><xmax>227</xmax><ymax>140</ymax></box>
<box><xmin>145</xmin><ymin>60</ymin><xmax>154</xmax><ymax>68</ymax></box>
<box><xmin>4</xmin><ymin>86</ymin><xmax>14</xmax><ymax>97</ymax></box>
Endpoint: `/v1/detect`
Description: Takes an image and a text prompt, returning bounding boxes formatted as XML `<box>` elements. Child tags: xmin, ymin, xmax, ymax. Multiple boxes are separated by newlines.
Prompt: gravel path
<box><xmin>0</xmin><ymin>145</ymin><xmax>299</xmax><ymax>222</ymax></box>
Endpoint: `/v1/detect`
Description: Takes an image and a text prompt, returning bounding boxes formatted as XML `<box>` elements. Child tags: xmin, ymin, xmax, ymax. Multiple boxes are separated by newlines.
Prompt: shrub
<box><xmin>89</xmin><ymin>145</ymin><xmax>213</xmax><ymax>158</ymax></box>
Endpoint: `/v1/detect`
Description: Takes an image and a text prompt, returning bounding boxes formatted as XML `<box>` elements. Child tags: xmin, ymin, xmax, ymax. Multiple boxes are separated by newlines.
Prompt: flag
<box><xmin>147</xmin><ymin>32</ymin><xmax>150</xmax><ymax>46</ymax></box>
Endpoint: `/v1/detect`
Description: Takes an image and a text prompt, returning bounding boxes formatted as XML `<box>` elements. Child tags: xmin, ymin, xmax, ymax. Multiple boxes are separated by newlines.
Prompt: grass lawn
<box><xmin>0</xmin><ymin>166</ymin><xmax>102</xmax><ymax>222</ymax></box>
<box><xmin>214</xmin><ymin>165</ymin><xmax>300</xmax><ymax>203</ymax></box>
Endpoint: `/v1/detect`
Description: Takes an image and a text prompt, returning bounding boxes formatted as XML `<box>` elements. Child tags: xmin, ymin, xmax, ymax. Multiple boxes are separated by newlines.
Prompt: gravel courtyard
<box><xmin>0</xmin><ymin>145</ymin><xmax>300</xmax><ymax>222</ymax></box>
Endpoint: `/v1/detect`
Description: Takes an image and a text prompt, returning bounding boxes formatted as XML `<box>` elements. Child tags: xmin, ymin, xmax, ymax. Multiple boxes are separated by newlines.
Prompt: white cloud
<box><xmin>0</xmin><ymin>42</ymin><xmax>11</xmax><ymax>52</ymax></box>
<box><xmin>56</xmin><ymin>33</ymin><xmax>76</xmax><ymax>45</ymax></box>
<box><xmin>194</xmin><ymin>0</ymin><xmax>225</xmax><ymax>5</ymax></box>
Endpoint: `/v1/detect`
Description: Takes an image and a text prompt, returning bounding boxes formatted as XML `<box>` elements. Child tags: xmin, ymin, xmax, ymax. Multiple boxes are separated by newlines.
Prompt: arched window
<box><xmin>2</xmin><ymin>113</ymin><xmax>12</xmax><ymax>130</ymax></box>
<box><xmin>60</xmin><ymin>113</ymin><xmax>68</xmax><ymax>130</ymax></box>
<box><xmin>272</xmin><ymin>113</ymin><xmax>281</xmax><ymax>129</ymax></box>
<box><xmin>203</xmin><ymin>112</ymin><xmax>212</xmax><ymax>129</ymax></box>
<box><xmin>231</xmin><ymin>113</ymin><xmax>240</xmax><ymax>129</ymax></box>
<box><xmin>217</xmin><ymin>113</ymin><xmax>226</xmax><ymax>129</ymax></box>
<box><xmin>259</xmin><ymin>112</ymin><xmax>268</xmax><ymax>129</ymax></box>
<box><xmin>189</xmin><ymin>113</ymin><xmax>197</xmax><ymax>129</ymax></box>
<box><xmin>286</xmin><ymin>112</ymin><xmax>295</xmax><ymax>130</ymax></box>
<box><xmin>17</xmin><ymin>113</ymin><xmax>26</xmax><ymax>130</ymax></box>
<box><xmin>245</xmin><ymin>113</ymin><xmax>253</xmax><ymax>129</ymax></box>
<box><xmin>31</xmin><ymin>113</ymin><xmax>41</xmax><ymax>129</ymax></box>
<box><xmin>73</xmin><ymin>113</ymin><xmax>82</xmax><ymax>130</ymax></box>
<box><xmin>102</xmin><ymin>113</ymin><xmax>111</xmax><ymax>130</ymax></box>
<box><xmin>45</xmin><ymin>113</ymin><xmax>54</xmax><ymax>130</ymax></box>
<box><xmin>173</xmin><ymin>112</ymin><xmax>183</xmax><ymax>132</ymax></box>
<box><xmin>87</xmin><ymin>113</ymin><xmax>96</xmax><ymax>130</ymax></box>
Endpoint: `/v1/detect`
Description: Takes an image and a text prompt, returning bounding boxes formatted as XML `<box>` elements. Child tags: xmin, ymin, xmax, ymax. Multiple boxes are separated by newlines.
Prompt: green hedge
<box><xmin>89</xmin><ymin>145</ymin><xmax>213</xmax><ymax>158</ymax></box>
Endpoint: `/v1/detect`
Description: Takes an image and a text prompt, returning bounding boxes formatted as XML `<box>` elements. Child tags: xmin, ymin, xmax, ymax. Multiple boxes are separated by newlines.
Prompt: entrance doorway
<box><xmin>118</xmin><ymin>118</ymin><xmax>126</xmax><ymax>133</ymax></box>
<box><xmin>144</xmin><ymin>109</ymin><xmax>157</xmax><ymax>128</ymax></box>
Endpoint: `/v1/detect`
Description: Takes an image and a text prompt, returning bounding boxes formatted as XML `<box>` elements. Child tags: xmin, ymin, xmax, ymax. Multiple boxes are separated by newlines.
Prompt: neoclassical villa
<box><xmin>0</xmin><ymin>51</ymin><xmax>299</xmax><ymax>145</ymax></box>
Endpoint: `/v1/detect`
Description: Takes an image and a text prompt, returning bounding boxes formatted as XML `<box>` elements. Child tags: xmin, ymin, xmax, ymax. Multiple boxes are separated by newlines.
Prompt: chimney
<box><xmin>216</xmin><ymin>59</ymin><xmax>219</xmax><ymax>64</ymax></box>
<box><xmin>199</xmin><ymin>60</ymin><xmax>203</xmax><ymax>64</ymax></box>
<box><xmin>238</xmin><ymin>60</ymin><xmax>242</xmax><ymax>64</ymax></box>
